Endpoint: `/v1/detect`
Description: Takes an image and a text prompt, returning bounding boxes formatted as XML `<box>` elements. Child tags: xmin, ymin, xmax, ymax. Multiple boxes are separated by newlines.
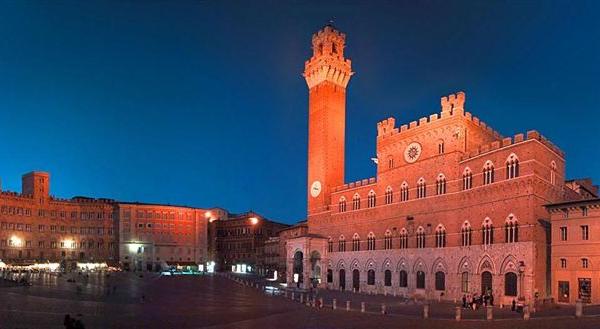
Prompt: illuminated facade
<box><xmin>286</xmin><ymin>24</ymin><xmax>594</xmax><ymax>306</ymax></box>
<box><xmin>0</xmin><ymin>172</ymin><xmax>117</xmax><ymax>267</ymax></box>
<box><xmin>548</xmin><ymin>196</ymin><xmax>600</xmax><ymax>304</ymax></box>
<box><xmin>116</xmin><ymin>203</ymin><xmax>226</xmax><ymax>272</ymax></box>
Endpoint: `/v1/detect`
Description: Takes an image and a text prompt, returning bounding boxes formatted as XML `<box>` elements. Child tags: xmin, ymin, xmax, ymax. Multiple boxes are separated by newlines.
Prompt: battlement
<box><xmin>333</xmin><ymin>177</ymin><xmax>377</xmax><ymax>193</ymax></box>
<box><xmin>376</xmin><ymin>91</ymin><xmax>502</xmax><ymax>141</ymax></box>
<box><xmin>312</xmin><ymin>24</ymin><xmax>345</xmax><ymax>42</ymax></box>
<box><xmin>459</xmin><ymin>130</ymin><xmax>564</xmax><ymax>161</ymax></box>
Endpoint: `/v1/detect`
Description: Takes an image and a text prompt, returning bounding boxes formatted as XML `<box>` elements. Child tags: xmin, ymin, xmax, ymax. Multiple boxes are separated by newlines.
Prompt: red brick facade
<box><xmin>287</xmin><ymin>25</ymin><xmax>578</xmax><ymax>306</ymax></box>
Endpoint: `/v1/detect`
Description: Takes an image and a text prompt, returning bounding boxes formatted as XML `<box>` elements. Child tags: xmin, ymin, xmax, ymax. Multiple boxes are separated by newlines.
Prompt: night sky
<box><xmin>0</xmin><ymin>1</ymin><xmax>598</xmax><ymax>224</ymax></box>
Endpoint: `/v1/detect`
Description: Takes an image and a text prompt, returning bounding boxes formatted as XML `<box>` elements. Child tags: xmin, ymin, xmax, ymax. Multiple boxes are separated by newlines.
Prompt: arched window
<box><xmin>482</xmin><ymin>217</ymin><xmax>494</xmax><ymax>246</ymax></box>
<box><xmin>550</xmin><ymin>161</ymin><xmax>557</xmax><ymax>185</ymax></box>
<box><xmin>367</xmin><ymin>232</ymin><xmax>376</xmax><ymax>251</ymax></box>
<box><xmin>483</xmin><ymin>161</ymin><xmax>495</xmax><ymax>185</ymax></box>
<box><xmin>338</xmin><ymin>235</ymin><xmax>346</xmax><ymax>252</ymax></box>
<box><xmin>436</xmin><ymin>174</ymin><xmax>447</xmax><ymax>195</ymax></box>
<box><xmin>385</xmin><ymin>186</ymin><xmax>393</xmax><ymax>204</ymax></box>
<box><xmin>367</xmin><ymin>269</ymin><xmax>375</xmax><ymax>285</ymax></box>
<box><xmin>504</xmin><ymin>214</ymin><xmax>519</xmax><ymax>243</ymax></box>
<box><xmin>338</xmin><ymin>197</ymin><xmax>347</xmax><ymax>213</ymax></box>
<box><xmin>582</xmin><ymin>258</ymin><xmax>589</xmax><ymax>269</ymax></box>
<box><xmin>461</xmin><ymin>221</ymin><xmax>472</xmax><ymax>247</ymax></box>
<box><xmin>384</xmin><ymin>230</ymin><xmax>393</xmax><ymax>250</ymax></box>
<box><xmin>399</xmin><ymin>228</ymin><xmax>408</xmax><ymax>249</ymax></box>
<box><xmin>438</xmin><ymin>139</ymin><xmax>445</xmax><ymax>154</ymax></box>
<box><xmin>461</xmin><ymin>272</ymin><xmax>470</xmax><ymax>293</ymax></box>
<box><xmin>327</xmin><ymin>269</ymin><xmax>333</xmax><ymax>283</ymax></box>
<box><xmin>435</xmin><ymin>224</ymin><xmax>446</xmax><ymax>248</ymax></box>
<box><xmin>352</xmin><ymin>193</ymin><xmax>361</xmax><ymax>210</ymax></box>
<box><xmin>399</xmin><ymin>270</ymin><xmax>408</xmax><ymax>287</ymax></box>
<box><xmin>416</xmin><ymin>271</ymin><xmax>426</xmax><ymax>289</ymax></box>
<box><xmin>462</xmin><ymin>167</ymin><xmax>473</xmax><ymax>190</ymax></box>
<box><xmin>400</xmin><ymin>182</ymin><xmax>409</xmax><ymax>201</ymax></box>
<box><xmin>327</xmin><ymin>237</ymin><xmax>333</xmax><ymax>252</ymax></box>
<box><xmin>435</xmin><ymin>271</ymin><xmax>445</xmax><ymax>290</ymax></box>
<box><xmin>506</xmin><ymin>154</ymin><xmax>519</xmax><ymax>179</ymax></box>
<box><xmin>384</xmin><ymin>270</ymin><xmax>392</xmax><ymax>286</ymax></box>
<box><xmin>504</xmin><ymin>272</ymin><xmax>517</xmax><ymax>296</ymax></box>
<box><xmin>367</xmin><ymin>190</ymin><xmax>376</xmax><ymax>208</ymax></box>
<box><xmin>416</xmin><ymin>226</ymin><xmax>426</xmax><ymax>248</ymax></box>
<box><xmin>352</xmin><ymin>233</ymin><xmax>360</xmax><ymax>252</ymax></box>
<box><xmin>417</xmin><ymin>178</ymin><xmax>427</xmax><ymax>199</ymax></box>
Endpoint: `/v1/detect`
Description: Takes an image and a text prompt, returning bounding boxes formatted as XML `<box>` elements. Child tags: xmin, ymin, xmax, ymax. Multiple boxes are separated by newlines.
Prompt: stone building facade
<box><xmin>116</xmin><ymin>202</ymin><xmax>225</xmax><ymax>272</ymax></box>
<box><xmin>548</xmin><ymin>198</ymin><xmax>600</xmax><ymax>304</ymax></box>
<box><xmin>213</xmin><ymin>211</ymin><xmax>288</xmax><ymax>274</ymax></box>
<box><xmin>287</xmin><ymin>25</ymin><xmax>579</xmax><ymax>306</ymax></box>
<box><xmin>0</xmin><ymin>172</ymin><xmax>118</xmax><ymax>267</ymax></box>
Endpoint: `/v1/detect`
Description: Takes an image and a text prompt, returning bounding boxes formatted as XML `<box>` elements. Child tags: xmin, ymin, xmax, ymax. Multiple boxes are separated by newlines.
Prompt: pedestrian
<box><xmin>490</xmin><ymin>294</ymin><xmax>494</xmax><ymax>306</ymax></box>
<box><xmin>511</xmin><ymin>299</ymin><xmax>516</xmax><ymax>311</ymax></box>
<box><xmin>462</xmin><ymin>294</ymin><xmax>467</xmax><ymax>308</ymax></box>
<box><xmin>63</xmin><ymin>314</ymin><xmax>73</xmax><ymax>329</ymax></box>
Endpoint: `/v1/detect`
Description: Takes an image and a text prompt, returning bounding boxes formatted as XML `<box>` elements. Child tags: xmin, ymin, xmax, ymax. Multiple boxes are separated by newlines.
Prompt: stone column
<box><xmin>576</xmin><ymin>299</ymin><xmax>583</xmax><ymax>318</ymax></box>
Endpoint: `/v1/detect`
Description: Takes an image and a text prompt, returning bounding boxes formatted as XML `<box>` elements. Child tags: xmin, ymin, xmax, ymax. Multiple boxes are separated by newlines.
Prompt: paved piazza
<box><xmin>1</xmin><ymin>273</ymin><xmax>600</xmax><ymax>329</ymax></box>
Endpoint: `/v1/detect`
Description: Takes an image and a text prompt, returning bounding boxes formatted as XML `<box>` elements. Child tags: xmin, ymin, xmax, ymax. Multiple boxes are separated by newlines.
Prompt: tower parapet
<box><xmin>303</xmin><ymin>24</ymin><xmax>353</xmax><ymax>89</ymax></box>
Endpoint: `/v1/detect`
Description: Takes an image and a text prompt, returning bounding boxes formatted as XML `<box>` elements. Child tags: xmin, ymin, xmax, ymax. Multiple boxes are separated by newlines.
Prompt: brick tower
<box><xmin>304</xmin><ymin>24</ymin><xmax>353</xmax><ymax>215</ymax></box>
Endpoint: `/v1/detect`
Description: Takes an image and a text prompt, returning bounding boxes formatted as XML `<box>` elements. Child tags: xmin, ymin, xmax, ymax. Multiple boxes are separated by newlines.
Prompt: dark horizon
<box><xmin>0</xmin><ymin>1</ymin><xmax>598</xmax><ymax>224</ymax></box>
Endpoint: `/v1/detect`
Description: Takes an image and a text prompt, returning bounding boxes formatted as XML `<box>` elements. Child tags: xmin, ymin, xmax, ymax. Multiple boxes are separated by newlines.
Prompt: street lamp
<box><xmin>10</xmin><ymin>236</ymin><xmax>22</xmax><ymax>247</ymax></box>
<box><xmin>249</xmin><ymin>217</ymin><xmax>259</xmax><ymax>225</ymax></box>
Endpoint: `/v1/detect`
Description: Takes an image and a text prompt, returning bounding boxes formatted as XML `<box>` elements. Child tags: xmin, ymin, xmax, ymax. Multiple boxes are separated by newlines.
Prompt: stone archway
<box><xmin>481</xmin><ymin>271</ymin><xmax>493</xmax><ymax>295</ymax></box>
<box><xmin>293</xmin><ymin>251</ymin><xmax>303</xmax><ymax>285</ymax></box>
<box><xmin>352</xmin><ymin>269</ymin><xmax>360</xmax><ymax>291</ymax></box>
<box><xmin>309</xmin><ymin>250</ymin><xmax>322</xmax><ymax>287</ymax></box>
<box><xmin>339</xmin><ymin>269</ymin><xmax>346</xmax><ymax>290</ymax></box>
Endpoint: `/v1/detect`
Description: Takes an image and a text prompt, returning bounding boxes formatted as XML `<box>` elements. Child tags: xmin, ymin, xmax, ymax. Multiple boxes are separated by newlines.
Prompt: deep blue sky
<box><xmin>0</xmin><ymin>1</ymin><xmax>598</xmax><ymax>224</ymax></box>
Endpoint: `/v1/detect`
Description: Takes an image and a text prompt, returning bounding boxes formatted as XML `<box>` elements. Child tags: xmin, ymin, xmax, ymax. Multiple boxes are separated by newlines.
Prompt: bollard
<box><xmin>291</xmin><ymin>292</ymin><xmax>295</xmax><ymax>301</ymax></box>
<box><xmin>333</xmin><ymin>299</ymin><xmax>337</xmax><ymax>310</ymax></box>
<box><xmin>300</xmin><ymin>294</ymin><xmax>304</xmax><ymax>304</ymax></box>
<box><xmin>423</xmin><ymin>304</ymin><xmax>429</xmax><ymax>319</ymax></box>
<box><xmin>319</xmin><ymin>297</ymin><xmax>323</xmax><ymax>308</ymax></box>
<box><xmin>381</xmin><ymin>303</ymin><xmax>387</xmax><ymax>314</ymax></box>
<box><xmin>361</xmin><ymin>302</ymin><xmax>366</xmax><ymax>313</ymax></box>
<box><xmin>523</xmin><ymin>305</ymin><xmax>530</xmax><ymax>320</ymax></box>
<box><xmin>284</xmin><ymin>291</ymin><xmax>288</xmax><ymax>298</ymax></box>
<box><xmin>346</xmin><ymin>300</ymin><xmax>351</xmax><ymax>311</ymax></box>
<box><xmin>455</xmin><ymin>306</ymin><xmax>461</xmax><ymax>321</ymax></box>
<box><xmin>576</xmin><ymin>299</ymin><xmax>583</xmax><ymax>318</ymax></box>
<box><xmin>486</xmin><ymin>305</ymin><xmax>493</xmax><ymax>320</ymax></box>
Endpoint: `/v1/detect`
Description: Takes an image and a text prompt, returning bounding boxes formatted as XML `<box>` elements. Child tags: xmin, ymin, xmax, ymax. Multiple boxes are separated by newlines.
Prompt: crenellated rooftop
<box><xmin>377</xmin><ymin>92</ymin><xmax>502</xmax><ymax>141</ymax></box>
<box><xmin>459</xmin><ymin>129</ymin><xmax>564</xmax><ymax>161</ymax></box>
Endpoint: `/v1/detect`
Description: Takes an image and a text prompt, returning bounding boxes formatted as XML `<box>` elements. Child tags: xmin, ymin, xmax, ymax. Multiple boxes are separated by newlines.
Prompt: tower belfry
<box><xmin>304</xmin><ymin>25</ymin><xmax>353</xmax><ymax>215</ymax></box>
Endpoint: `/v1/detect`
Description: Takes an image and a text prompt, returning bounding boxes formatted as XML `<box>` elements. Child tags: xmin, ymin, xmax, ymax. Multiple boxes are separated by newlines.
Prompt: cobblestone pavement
<box><xmin>2</xmin><ymin>272</ymin><xmax>600</xmax><ymax>328</ymax></box>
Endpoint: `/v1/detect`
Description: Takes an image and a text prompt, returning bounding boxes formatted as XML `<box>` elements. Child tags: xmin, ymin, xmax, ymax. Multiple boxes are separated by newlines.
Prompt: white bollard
<box><xmin>576</xmin><ymin>299</ymin><xmax>583</xmax><ymax>318</ymax></box>
<box><xmin>381</xmin><ymin>303</ymin><xmax>386</xmax><ymax>314</ymax></box>
<box><xmin>455</xmin><ymin>306</ymin><xmax>461</xmax><ymax>321</ymax></box>
<box><xmin>423</xmin><ymin>304</ymin><xmax>429</xmax><ymax>319</ymax></box>
<box><xmin>523</xmin><ymin>305</ymin><xmax>530</xmax><ymax>320</ymax></box>
<box><xmin>346</xmin><ymin>300</ymin><xmax>351</xmax><ymax>311</ymax></box>
<box><xmin>333</xmin><ymin>299</ymin><xmax>337</xmax><ymax>310</ymax></box>
<box><xmin>361</xmin><ymin>302</ymin><xmax>365</xmax><ymax>313</ymax></box>
<box><xmin>486</xmin><ymin>305</ymin><xmax>493</xmax><ymax>320</ymax></box>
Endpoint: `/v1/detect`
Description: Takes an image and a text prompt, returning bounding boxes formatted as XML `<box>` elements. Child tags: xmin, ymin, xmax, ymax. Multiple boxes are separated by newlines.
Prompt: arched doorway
<box><xmin>352</xmin><ymin>269</ymin><xmax>360</xmax><ymax>291</ymax></box>
<box><xmin>293</xmin><ymin>251</ymin><xmax>303</xmax><ymax>285</ymax></box>
<box><xmin>339</xmin><ymin>269</ymin><xmax>346</xmax><ymax>290</ymax></box>
<box><xmin>481</xmin><ymin>271</ymin><xmax>493</xmax><ymax>295</ymax></box>
<box><xmin>309</xmin><ymin>251</ymin><xmax>321</xmax><ymax>287</ymax></box>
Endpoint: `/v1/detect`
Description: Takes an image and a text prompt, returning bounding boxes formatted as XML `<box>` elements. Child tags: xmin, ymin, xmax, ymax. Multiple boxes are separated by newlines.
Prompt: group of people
<box><xmin>462</xmin><ymin>292</ymin><xmax>494</xmax><ymax>310</ymax></box>
<box><xmin>63</xmin><ymin>314</ymin><xmax>85</xmax><ymax>329</ymax></box>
